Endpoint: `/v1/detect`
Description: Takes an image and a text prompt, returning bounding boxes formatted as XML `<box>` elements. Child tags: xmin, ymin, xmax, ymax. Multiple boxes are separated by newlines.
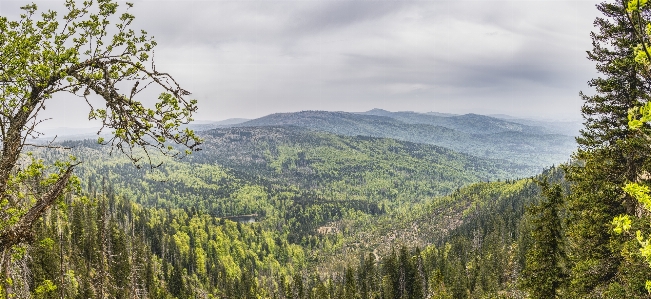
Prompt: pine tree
<box><xmin>344</xmin><ymin>266</ymin><xmax>358</xmax><ymax>299</ymax></box>
<box><xmin>408</xmin><ymin>248</ymin><xmax>425</xmax><ymax>299</ymax></box>
<box><xmin>109</xmin><ymin>223</ymin><xmax>131</xmax><ymax>298</ymax></box>
<box><xmin>564</xmin><ymin>1</ymin><xmax>651</xmax><ymax>297</ymax></box>
<box><xmin>314</xmin><ymin>276</ymin><xmax>329</xmax><ymax>299</ymax></box>
<box><xmin>294</xmin><ymin>271</ymin><xmax>305</xmax><ymax>299</ymax></box>
<box><xmin>520</xmin><ymin>181</ymin><xmax>566</xmax><ymax>298</ymax></box>
<box><xmin>169</xmin><ymin>263</ymin><xmax>185</xmax><ymax>298</ymax></box>
<box><xmin>383</xmin><ymin>249</ymin><xmax>399</xmax><ymax>299</ymax></box>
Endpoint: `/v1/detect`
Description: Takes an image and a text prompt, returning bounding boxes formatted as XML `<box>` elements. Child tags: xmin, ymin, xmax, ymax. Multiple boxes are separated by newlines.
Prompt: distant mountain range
<box><xmin>361</xmin><ymin>108</ymin><xmax>582</xmax><ymax>136</ymax></box>
<box><xmin>229</xmin><ymin>110</ymin><xmax>575</xmax><ymax>169</ymax></box>
<box><xmin>41</xmin><ymin>109</ymin><xmax>577</xmax><ymax>170</ymax></box>
<box><xmin>36</xmin><ymin>118</ymin><xmax>252</xmax><ymax>141</ymax></box>
<box><xmin>357</xmin><ymin>108</ymin><xmax>549</xmax><ymax>135</ymax></box>
<box><xmin>186</xmin><ymin>118</ymin><xmax>251</xmax><ymax>131</ymax></box>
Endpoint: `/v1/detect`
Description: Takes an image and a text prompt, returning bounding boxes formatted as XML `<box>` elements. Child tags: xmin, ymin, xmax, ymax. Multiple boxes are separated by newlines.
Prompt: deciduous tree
<box><xmin>0</xmin><ymin>0</ymin><xmax>200</xmax><ymax>293</ymax></box>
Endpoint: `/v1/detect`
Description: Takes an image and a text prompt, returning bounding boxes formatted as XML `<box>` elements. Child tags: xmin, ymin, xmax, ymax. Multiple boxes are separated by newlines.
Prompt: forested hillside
<box><xmin>235</xmin><ymin>111</ymin><xmax>574</xmax><ymax>169</ymax></box>
<box><xmin>196</xmin><ymin>126</ymin><xmax>530</xmax><ymax>196</ymax></box>
<box><xmin>26</xmin><ymin>186</ymin><xmax>307</xmax><ymax>298</ymax></box>
<box><xmin>308</xmin><ymin>173</ymin><xmax>558</xmax><ymax>299</ymax></box>
<box><xmin>6</xmin><ymin>117</ymin><xmax>570</xmax><ymax>298</ymax></box>
<box><xmin>59</xmin><ymin>127</ymin><xmax>530</xmax><ymax>210</ymax></box>
<box><xmin>14</xmin><ymin>99</ymin><xmax>614</xmax><ymax>299</ymax></box>
<box><xmin>22</xmin><ymin>155</ymin><xmax>560</xmax><ymax>298</ymax></box>
<box><xmin>358</xmin><ymin>108</ymin><xmax>547</xmax><ymax>135</ymax></box>
<box><xmin>48</xmin><ymin>126</ymin><xmax>528</xmax><ymax>246</ymax></box>
<box><xmin>359</xmin><ymin>108</ymin><xmax>582</xmax><ymax>136</ymax></box>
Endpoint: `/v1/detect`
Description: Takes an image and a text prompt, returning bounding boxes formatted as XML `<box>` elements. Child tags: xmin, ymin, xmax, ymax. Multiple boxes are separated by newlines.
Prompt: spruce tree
<box><xmin>520</xmin><ymin>181</ymin><xmax>566</xmax><ymax>298</ymax></box>
<box><xmin>383</xmin><ymin>249</ymin><xmax>399</xmax><ymax>299</ymax></box>
<box><xmin>564</xmin><ymin>0</ymin><xmax>651</xmax><ymax>297</ymax></box>
<box><xmin>169</xmin><ymin>263</ymin><xmax>185</xmax><ymax>298</ymax></box>
<box><xmin>344</xmin><ymin>266</ymin><xmax>358</xmax><ymax>299</ymax></box>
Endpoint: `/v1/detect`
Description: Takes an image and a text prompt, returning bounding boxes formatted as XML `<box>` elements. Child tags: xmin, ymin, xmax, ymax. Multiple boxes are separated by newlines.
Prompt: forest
<box><xmin>2</xmin><ymin>0</ymin><xmax>651</xmax><ymax>298</ymax></box>
<box><xmin>19</xmin><ymin>150</ymin><xmax>553</xmax><ymax>298</ymax></box>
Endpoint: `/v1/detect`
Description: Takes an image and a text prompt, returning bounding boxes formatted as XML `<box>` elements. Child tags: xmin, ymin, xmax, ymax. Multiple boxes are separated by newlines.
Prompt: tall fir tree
<box><xmin>520</xmin><ymin>181</ymin><xmax>566</xmax><ymax>298</ymax></box>
<box><xmin>564</xmin><ymin>0</ymin><xmax>651</xmax><ymax>297</ymax></box>
<box><xmin>383</xmin><ymin>249</ymin><xmax>400</xmax><ymax>299</ymax></box>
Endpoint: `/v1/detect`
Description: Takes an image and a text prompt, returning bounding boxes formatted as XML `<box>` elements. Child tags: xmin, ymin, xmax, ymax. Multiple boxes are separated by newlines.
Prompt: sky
<box><xmin>0</xmin><ymin>0</ymin><xmax>600</xmax><ymax>128</ymax></box>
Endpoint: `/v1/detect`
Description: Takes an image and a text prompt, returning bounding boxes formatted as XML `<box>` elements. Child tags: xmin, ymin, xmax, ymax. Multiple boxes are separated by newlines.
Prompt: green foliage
<box><xmin>41</xmin><ymin>126</ymin><xmax>533</xmax><ymax>250</ymax></box>
<box><xmin>519</xmin><ymin>181</ymin><xmax>566</xmax><ymax>298</ymax></box>
<box><xmin>0</xmin><ymin>0</ymin><xmax>200</xmax><ymax>162</ymax></box>
<box><xmin>199</xmin><ymin>127</ymin><xmax>531</xmax><ymax>206</ymax></box>
<box><xmin>0</xmin><ymin>0</ymin><xmax>201</xmax><ymax>294</ymax></box>
<box><xmin>24</xmin><ymin>188</ymin><xmax>309</xmax><ymax>298</ymax></box>
<box><xmin>608</xmin><ymin>0</ymin><xmax>651</xmax><ymax>294</ymax></box>
<box><xmin>7</xmin><ymin>121</ymin><xmax>564</xmax><ymax>298</ymax></box>
<box><xmin>33</xmin><ymin>280</ymin><xmax>56</xmax><ymax>299</ymax></box>
<box><xmin>623</xmin><ymin>182</ymin><xmax>651</xmax><ymax>210</ymax></box>
<box><xmin>560</xmin><ymin>0</ymin><xmax>651</xmax><ymax>296</ymax></box>
<box><xmin>238</xmin><ymin>111</ymin><xmax>575</xmax><ymax>169</ymax></box>
<box><xmin>312</xmin><ymin>170</ymin><xmax>560</xmax><ymax>298</ymax></box>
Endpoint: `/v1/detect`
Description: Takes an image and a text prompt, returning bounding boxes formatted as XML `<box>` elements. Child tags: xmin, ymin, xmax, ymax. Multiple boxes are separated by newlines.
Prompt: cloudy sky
<box><xmin>1</xmin><ymin>0</ymin><xmax>600</xmax><ymax>128</ymax></box>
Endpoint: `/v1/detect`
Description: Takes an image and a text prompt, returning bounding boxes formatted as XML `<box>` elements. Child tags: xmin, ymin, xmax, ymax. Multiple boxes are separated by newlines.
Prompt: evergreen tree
<box><xmin>169</xmin><ymin>263</ymin><xmax>185</xmax><ymax>298</ymax></box>
<box><xmin>383</xmin><ymin>249</ymin><xmax>399</xmax><ymax>299</ymax></box>
<box><xmin>109</xmin><ymin>223</ymin><xmax>131</xmax><ymax>298</ymax></box>
<box><xmin>344</xmin><ymin>266</ymin><xmax>358</xmax><ymax>299</ymax></box>
<box><xmin>294</xmin><ymin>271</ymin><xmax>305</xmax><ymax>299</ymax></box>
<box><xmin>408</xmin><ymin>248</ymin><xmax>424</xmax><ymax>299</ymax></box>
<box><xmin>564</xmin><ymin>0</ymin><xmax>651</xmax><ymax>297</ymax></box>
<box><xmin>520</xmin><ymin>181</ymin><xmax>566</xmax><ymax>298</ymax></box>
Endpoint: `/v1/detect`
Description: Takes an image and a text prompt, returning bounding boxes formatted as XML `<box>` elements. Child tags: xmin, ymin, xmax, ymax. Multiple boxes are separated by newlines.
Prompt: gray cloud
<box><xmin>0</xmin><ymin>0</ymin><xmax>601</xmax><ymax>128</ymax></box>
<box><xmin>286</xmin><ymin>2</ymin><xmax>404</xmax><ymax>36</ymax></box>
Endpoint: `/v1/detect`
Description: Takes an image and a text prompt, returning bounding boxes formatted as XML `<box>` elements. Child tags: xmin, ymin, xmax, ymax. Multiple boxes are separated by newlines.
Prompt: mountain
<box><xmin>490</xmin><ymin>115</ymin><xmax>583</xmax><ymax>136</ymax></box>
<box><xmin>184</xmin><ymin>118</ymin><xmax>251</xmax><ymax>131</ymax></box>
<box><xmin>235</xmin><ymin>110</ymin><xmax>575</xmax><ymax>169</ymax></box>
<box><xmin>237</xmin><ymin>110</ymin><xmax>404</xmax><ymax>134</ymax></box>
<box><xmin>44</xmin><ymin>125</ymin><xmax>531</xmax><ymax>248</ymax></box>
<box><xmin>21</xmin><ymin>109</ymin><xmax>577</xmax><ymax>298</ymax></box>
<box><xmin>211</xmin><ymin>118</ymin><xmax>250</xmax><ymax>125</ymax></box>
<box><xmin>51</xmin><ymin>125</ymin><xmax>530</xmax><ymax>219</ymax></box>
<box><xmin>19</xmin><ymin>109</ymin><xmax>582</xmax><ymax>298</ymax></box>
<box><xmin>196</xmin><ymin>126</ymin><xmax>531</xmax><ymax>196</ymax></box>
<box><xmin>361</xmin><ymin>108</ymin><xmax>582</xmax><ymax>136</ymax></box>
<box><xmin>359</xmin><ymin>108</ymin><xmax>548</xmax><ymax>135</ymax></box>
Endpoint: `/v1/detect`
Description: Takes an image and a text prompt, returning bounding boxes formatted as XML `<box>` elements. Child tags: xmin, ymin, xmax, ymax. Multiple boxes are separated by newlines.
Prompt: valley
<box><xmin>22</xmin><ymin>109</ymin><xmax>574</xmax><ymax>298</ymax></box>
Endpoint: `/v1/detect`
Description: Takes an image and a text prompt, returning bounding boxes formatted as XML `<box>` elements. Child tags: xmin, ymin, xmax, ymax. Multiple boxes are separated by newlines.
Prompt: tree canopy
<box><xmin>0</xmin><ymin>0</ymin><xmax>201</xmax><ymax>287</ymax></box>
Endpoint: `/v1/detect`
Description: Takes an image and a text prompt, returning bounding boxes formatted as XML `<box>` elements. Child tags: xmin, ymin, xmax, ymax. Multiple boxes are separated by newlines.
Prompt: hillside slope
<box><xmin>197</xmin><ymin>126</ymin><xmax>531</xmax><ymax>199</ymax></box>
<box><xmin>359</xmin><ymin>108</ymin><xmax>547</xmax><ymax>134</ymax></box>
<box><xmin>236</xmin><ymin>110</ymin><xmax>574</xmax><ymax>169</ymax></box>
<box><xmin>60</xmin><ymin>126</ymin><xmax>531</xmax><ymax>214</ymax></box>
<box><xmin>20</xmin><ymin>125</ymin><xmax>567</xmax><ymax>298</ymax></box>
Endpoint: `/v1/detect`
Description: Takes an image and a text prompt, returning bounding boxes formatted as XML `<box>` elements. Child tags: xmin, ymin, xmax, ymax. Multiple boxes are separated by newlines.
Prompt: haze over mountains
<box><xmin>230</xmin><ymin>109</ymin><xmax>576</xmax><ymax>171</ymax></box>
<box><xmin>42</xmin><ymin>109</ymin><xmax>577</xmax><ymax>172</ymax></box>
<box><xmin>358</xmin><ymin>109</ymin><xmax>549</xmax><ymax>135</ymax></box>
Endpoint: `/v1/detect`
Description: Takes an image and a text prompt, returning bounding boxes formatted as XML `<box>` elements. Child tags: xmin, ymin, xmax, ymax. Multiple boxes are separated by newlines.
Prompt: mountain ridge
<box><xmin>233</xmin><ymin>110</ymin><xmax>575</xmax><ymax>169</ymax></box>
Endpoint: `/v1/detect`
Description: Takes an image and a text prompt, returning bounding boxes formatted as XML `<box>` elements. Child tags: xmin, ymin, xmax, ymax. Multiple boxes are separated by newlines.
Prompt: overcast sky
<box><xmin>1</xmin><ymin>0</ymin><xmax>600</xmax><ymax>128</ymax></box>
